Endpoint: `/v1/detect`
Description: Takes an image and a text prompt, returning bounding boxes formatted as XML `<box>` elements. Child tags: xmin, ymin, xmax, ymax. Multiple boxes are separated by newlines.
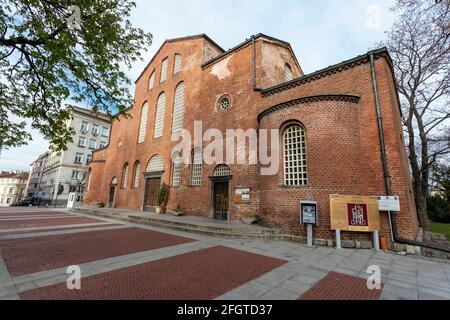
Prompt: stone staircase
<box><xmin>70</xmin><ymin>207</ymin><xmax>296</xmax><ymax>242</ymax></box>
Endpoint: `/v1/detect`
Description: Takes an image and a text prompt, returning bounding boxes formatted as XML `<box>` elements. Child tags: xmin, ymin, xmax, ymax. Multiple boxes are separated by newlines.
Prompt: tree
<box><xmin>0</xmin><ymin>0</ymin><xmax>152</xmax><ymax>154</ymax></box>
<box><xmin>384</xmin><ymin>0</ymin><xmax>450</xmax><ymax>228</ymax></box>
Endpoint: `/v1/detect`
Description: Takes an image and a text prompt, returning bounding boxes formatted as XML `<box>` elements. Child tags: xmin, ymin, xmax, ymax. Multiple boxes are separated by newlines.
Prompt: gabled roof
<box><xmin>201</xmin><ymin>33</ymin><xmax>302</xmax><ymax>72</ymax></box>
<box><xmin>135</xmin><ymin>34</ymin><xmax>225</xmax><ymax>84</ymax></box>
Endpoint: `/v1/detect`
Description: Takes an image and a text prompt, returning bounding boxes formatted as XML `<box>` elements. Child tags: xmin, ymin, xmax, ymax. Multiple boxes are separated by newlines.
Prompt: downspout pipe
<box><xmin>369</xmin><ymin>53</ymin><xmax>450</xmax><ymax>253</ymax></box>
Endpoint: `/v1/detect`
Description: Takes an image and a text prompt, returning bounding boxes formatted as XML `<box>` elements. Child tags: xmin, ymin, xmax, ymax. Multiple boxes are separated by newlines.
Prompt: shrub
<box><xmin>427</xmin><ymin>195</ymin><xmax>450</xmax><ymax>223</ymax></box>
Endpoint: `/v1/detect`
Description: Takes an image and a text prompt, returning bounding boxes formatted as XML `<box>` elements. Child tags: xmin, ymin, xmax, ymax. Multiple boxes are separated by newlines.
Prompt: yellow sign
<box><xmin>330</xmin><ymin>195</ymin><xmax>380</xmax><ymax>232</ymax></box>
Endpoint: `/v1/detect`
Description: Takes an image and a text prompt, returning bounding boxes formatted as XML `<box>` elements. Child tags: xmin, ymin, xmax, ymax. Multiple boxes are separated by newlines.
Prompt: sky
<box><xmin>0</xmin><ymin>0</ymin><xmax>396</xmax><ymax>172</ymax></box>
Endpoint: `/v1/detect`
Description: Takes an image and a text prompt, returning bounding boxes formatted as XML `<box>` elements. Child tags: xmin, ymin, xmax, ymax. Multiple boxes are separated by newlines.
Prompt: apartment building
<box><xmin>40</xmin><ymin>106</ymin><xmax>111</xmax><ymax>206</ymax></box>
<box><xmin>0</xmin><ymin>171</ymin><xmax>30</xmax><ymax>207</ymax></box>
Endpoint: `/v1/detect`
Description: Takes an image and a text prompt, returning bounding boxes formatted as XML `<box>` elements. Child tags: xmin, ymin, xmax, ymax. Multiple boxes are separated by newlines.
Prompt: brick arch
<box><xmin>146</xmin><ymin>155</ymin><xmax>165</xmax><ymax>173</ymax></box>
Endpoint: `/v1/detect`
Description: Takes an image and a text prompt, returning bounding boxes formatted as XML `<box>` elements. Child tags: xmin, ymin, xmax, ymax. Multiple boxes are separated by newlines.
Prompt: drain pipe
<box><xmin>369</xmin><ymin>53</ymin><xmax>450</xmax><ymax>253</ymax></box>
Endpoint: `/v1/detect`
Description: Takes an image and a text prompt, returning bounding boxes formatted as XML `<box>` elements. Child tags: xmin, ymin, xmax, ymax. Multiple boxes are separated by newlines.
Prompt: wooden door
<box><xmin>108</xmin><ymin>186</ymin><xmax>116</xmax><ymax>208</ymax></box>
<box><xmin>144</xmin><ymin>178</ymin><xmax>161</xmax><ymax>207</ymax></box>
<box><xmin>214</xmin><ymin>182</ymin><xmax>229</xmax><ymax>220</ymax></box>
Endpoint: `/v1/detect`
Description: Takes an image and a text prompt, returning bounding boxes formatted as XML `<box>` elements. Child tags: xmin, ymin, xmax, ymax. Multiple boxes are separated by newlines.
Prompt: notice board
<box><xmin>330</xmin><ymin>195</ymin><xmax>380</xmax><ymax>232</ymax></box>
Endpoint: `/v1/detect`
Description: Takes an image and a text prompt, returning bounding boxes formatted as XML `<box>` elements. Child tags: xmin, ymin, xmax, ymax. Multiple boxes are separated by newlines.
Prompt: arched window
<box><xmin>111</xmin><ymin>177</ymin><xmax>118</xmax><ymax>185</ymax></box>
<box><xmin>284</xmin><ymin>63</ymin><xmax>293</xmax><ymax>82</ymax></box>
<box><xmin>148</xmin><ymin>71</ymin><xmax>155</xmax><ymax>90</ymax></box>
<box><xmin>172</xmin><ymin>153</ymin><xmax>182</xmax><ymax>187</ymax></box>
<box><xmin>190</xmin><ymin>148</ymin><xmax>202</xmax><ymax>186</ymax></box>
<box><xmin>172</xmin><ymin>82</ymin><xmax>185</xmax><ymax>133</ymax></box>
<box><xmin>213</xmin><ymin>164</ymin><xmax>231</xmax><ymax>177</ymax></box>
<box><xmin>133</xmin><ymin>161</ymin><xmax>141</xmax><ymax>189</ymax></box>
<box><xmin>160</xmin><ymin>58</ymin><xmax>168</xmax><ymax>83</ymax></box>
<box><xmin>283</xmin><ymin>124</ymin><xmax>308</xmax><ymax>186</ymax></box>
<box><xmin>174</xmin><ymin>54</ymin><xmax>182</xmax><ymax>74</ymax></box>
<box><xmin>154</xmin><ymin>92</ymin><xmax>166</xmax><ymax>138</ymax></box>
<box><xmin>146</xmin><ymin>155</ymin><xmax>165</xmax><ymax>173</ymax></box>
<box><xmin>138</xmin><ymin>102</ymin><xmax>149</xmax><ymax>143</ymax></box>
<box><xmin>122</xmin><ymin>163</ymin><xmax>129</xmax><ymax>189</ymax></box>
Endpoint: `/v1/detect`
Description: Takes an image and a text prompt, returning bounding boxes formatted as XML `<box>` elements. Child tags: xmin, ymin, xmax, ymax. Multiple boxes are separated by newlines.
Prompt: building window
<box><xmin>149</xmin><ymin>71</ymin><xmax>155</xmax><ymax>90</ymax></box>
<box><xmin>78</xmin><ymin>136</ymin><xmax>86</xmax><ymax>147</ymax></box>
<box><xmin>213</xmin><ymin>164</ymin><xmax>231</xmax><ymax>177</ymax></box>
<box><xmin>92</xmin><ymin>124</ymin><xmax>99</xmax><ymax>135</ymax></box>
<box><xmin>89</xmin><ymin>139</ymin><xmax>97</xmax><ymax>150</ymax></box>
<box><xmin>160</xmin><ymin>58</ymin><xmax>168</xmax><ymax>83</ymax></box>
<box><xmin>174</xmin><ymin>54</ymin><xmax>182</xmax><ymax>74</ymax></box>
<box><xmin>284</xmin><ymin>63</ymin><xmax>293</xmax><ymax>82</ymax></box>
<box><xmin>138</xmin><ymin>102</ymin><xmax>149</xmax><ymax>143</ymax></box>
<box><xmin>99</xmin><ymin>141</ymin><xmax>107</xmax><ymax>149</ymax></box>
<box><xmin>122</xmin><ymin>163</ymin><xmax>129</xmax><ymax>189</ymax></box>
<box><xmin>133</xmin><ymin>162</ymin><xmax>141</xmax><ymax>189</ymax></box>
<box><xmin>81</xmin><ymin>121</ymin><xmax>89</xmax><ymax>133</ymax></box>
<box><xmin>154</xmin><ymin>92</ymin><xmax>166</xmax><ymax>138</ymax></box>
<box><xmin>101</xmin><ymin>126</ymin><xmax>109</xmax><ymax>137</ymax></box>
<box><xmin>190</xmin><ymin>148</ymin><xmax>202</xmax><ymax>186</ymax></box>
<box><xmin>218</xmin><ymin>95</ymin><xmax>231</xmax><ymax>111</ymax></box>
<box><xmin>74</xmin><ymin>153</ymin><xmax>83</xmax><ymax>164</ymax></box>
<box><xmin>172</xmin><ymin>153</ymin><xmax>182</xmax><ymax>187</ymax></box>
<box><xmin>172</xmin><ymin>82</ymin><xmax>185</xmax><ymax>133</ymax></box>
<box><xmin>8</xmin><ymin>188</ymin><xmax>14</xmax><ymax>194</ymax></box>
<box><xmin>72</xmin><ymin>170</ymin><xmax>79</xmax><ymax>179</ymax></box>
<box><xmin>86</xmin><ymin>154</ymin><xmax>93</xmax><ymax>164</ymax></box>
<box><xmin>283</xmin><ymin>124</ymin><xmax>308</xmax><ymax>186</ymax></box>
<box><xmin>146</xmin><ymin>155</ymin><xmax>164</xmax><ymax>173</ymax></box>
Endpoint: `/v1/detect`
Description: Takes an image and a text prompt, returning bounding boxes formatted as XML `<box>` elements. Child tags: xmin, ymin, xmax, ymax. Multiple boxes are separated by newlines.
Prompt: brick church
<box><xmin>84</xmin><ymin>34</ymin><xmax>418</xmax><ymax>243</ymax></box>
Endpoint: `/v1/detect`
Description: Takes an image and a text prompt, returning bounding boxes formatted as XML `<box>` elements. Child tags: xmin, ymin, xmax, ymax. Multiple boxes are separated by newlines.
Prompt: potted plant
<box><xmin>243</xmin><ymin>213</ymin><xmax>259</xmax><ymax>225</ymax></box>
<box><xmin>155</xmin><ymin>183</ymin><xmax>169</xmax><ymax>214</ymax></box>
<box><xmin>173</xmin><ymin>205</ymin><xmax>184</xmax><ymax>216</ymax></box>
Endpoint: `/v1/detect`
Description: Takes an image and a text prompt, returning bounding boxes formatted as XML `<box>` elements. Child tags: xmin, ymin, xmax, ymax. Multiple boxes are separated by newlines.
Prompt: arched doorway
<box><xmin>143</xmin><ymin>155</ymin><xmax>165</xmax><ymax>211</ymax></box>
<box><xmin>211</xmin><ymin>165</ymin><xmax>232</xmax><ymax>221</ymax></box>
<box><xmin>109</xmin><ymin>177</ymin><xmax>118</xmax><ymax>208</ymax></box>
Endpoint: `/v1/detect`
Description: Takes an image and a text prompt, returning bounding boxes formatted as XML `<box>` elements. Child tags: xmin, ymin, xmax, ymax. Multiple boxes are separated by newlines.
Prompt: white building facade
<box><xmin>40</xmin><ymin>106</ymin><xmax>111</xmax><ymax>206</ymax></box>
<box><xmin>0</xmin><ymin>172</ymin><xmax>30</xmax><ymax>207</ymax></box>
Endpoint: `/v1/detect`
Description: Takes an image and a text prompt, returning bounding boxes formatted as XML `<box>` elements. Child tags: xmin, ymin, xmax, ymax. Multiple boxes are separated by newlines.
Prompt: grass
<box><xmin>429</xmin><ymin>221</ymin><xmax>450</xmax><ymax>240</ymax></box>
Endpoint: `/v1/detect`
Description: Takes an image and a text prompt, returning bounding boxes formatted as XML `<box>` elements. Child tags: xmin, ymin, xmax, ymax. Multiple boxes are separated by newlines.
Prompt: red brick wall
<box><xmin>84</xmin><ymin>35</ymin><xmax>418</xmax><ymax>242</ymax></box>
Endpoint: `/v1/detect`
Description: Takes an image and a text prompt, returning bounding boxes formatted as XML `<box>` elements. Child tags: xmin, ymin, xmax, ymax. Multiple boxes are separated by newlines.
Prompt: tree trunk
<box><xmin>415</xmin><ymin>188</ymin><xmax>429</xmax><ymax>230</ymax></box>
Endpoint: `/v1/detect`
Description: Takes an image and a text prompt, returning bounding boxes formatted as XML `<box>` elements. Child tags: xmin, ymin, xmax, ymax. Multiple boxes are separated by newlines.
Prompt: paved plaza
<box><xmin>0</xmin><ymin>207</ymin><xmax>449</xmax><ymax>300</ymax></box>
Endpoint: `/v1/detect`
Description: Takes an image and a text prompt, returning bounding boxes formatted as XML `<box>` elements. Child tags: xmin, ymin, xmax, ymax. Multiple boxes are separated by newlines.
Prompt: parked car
<box><xmin>12</xmin><ymin>199</ymin><xmax>34</xmax><ymax>207</ymax></box>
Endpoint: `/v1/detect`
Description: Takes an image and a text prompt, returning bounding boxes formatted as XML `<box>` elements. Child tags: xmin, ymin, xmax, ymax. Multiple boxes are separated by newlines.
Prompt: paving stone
<box><xmin>382</xmin><ymin>284</ymin><xmax>418</xmax><ymax>300</ymax></box>
<box><xmin>258</xmin><ymin>286</ymin><xmax>300</xmax><ymax>300</ymax></box>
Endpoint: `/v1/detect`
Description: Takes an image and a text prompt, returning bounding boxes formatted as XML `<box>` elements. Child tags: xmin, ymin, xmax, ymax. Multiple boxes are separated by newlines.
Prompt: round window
<box><xmin>218</xmin><ymin>96</ymin><xmax>231</xmax><ymax>111</ymax></box>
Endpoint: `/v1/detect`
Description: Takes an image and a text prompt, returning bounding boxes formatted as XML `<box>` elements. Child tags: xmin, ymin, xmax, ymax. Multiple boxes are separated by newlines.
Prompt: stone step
<box><xmin>71</xmin><ymin>208</ymin><xmax>290</xmax><ymax>241</ymax></box>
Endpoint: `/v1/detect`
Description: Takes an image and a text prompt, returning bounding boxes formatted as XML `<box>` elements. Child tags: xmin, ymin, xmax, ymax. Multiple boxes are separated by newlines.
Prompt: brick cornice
<box><xmin>257</xmin><ymin>94</ymin><xmax>361</xmax><ymax>122</ymax></box>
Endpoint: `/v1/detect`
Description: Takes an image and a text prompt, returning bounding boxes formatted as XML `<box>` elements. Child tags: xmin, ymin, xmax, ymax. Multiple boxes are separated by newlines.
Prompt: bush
<box><xmin>427</xmin><ymin>195</ymin><xmax>450</xmax><ymax>223</ymax></box>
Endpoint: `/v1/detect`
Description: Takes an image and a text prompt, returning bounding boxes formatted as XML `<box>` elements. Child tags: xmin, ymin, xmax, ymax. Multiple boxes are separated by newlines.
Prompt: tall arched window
<box><xmin>172</xmin><ymin>153</ymin><xmax>182</xmax><ymax>187</ymax></box>
<box><xmin>174</xmin><ymin>54</ymin><xmax>182</xmax><ymax>74</ymax></box>
<box><xmin>148</xmin><ymin>71</ymin><xmax>155</xmax><ymax>90</ymax></box>
<box><xmin>154</xmin><ymin>92</ymin><xmax>166</xmax><ymax>138</ymax></box>
<box><xmin>133</xmin><ymin>161</ymin><xmax>141</xmax><ymax>189</ymax></box>
<box><xmin>172</xmin><ymin>82</ymin><xmax>185</xmax><ymax>133</ymax></box>
<box><xmin>190</xmin><ymin>148</ymin><xmax>202</xmax><ymax>186</ymax></box>
<box><xmin>138</xmin><ymin>102</ymin><xmax>149</xmax><ymax>143</ymax></box>
<box><xmin>146</xmin><ymin>155</ymin><xmax>165</xmax><ymax>173</ymax></box>
<box><xmin>122</xmin><ymin>163</ymin><xmax>129</xmax><ymax>189</ymax></box>
<box><xmin>284</xmin><ymin>63</ymin><xmax>293</xmax><ymax>82</ymax></box>
<box><xmin>283</xmin><ymin>124</ymin><xmax>308</xmax><ymax>186</ymax></box>
<box><xmin>160</xmin><ymin>58</ymin><xmax>168</xmax><ymax>83</ymax></box>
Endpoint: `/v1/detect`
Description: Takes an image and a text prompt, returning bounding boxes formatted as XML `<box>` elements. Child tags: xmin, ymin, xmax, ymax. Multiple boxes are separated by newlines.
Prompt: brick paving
<box><xmin>0</xmin><ymin>227</ymin><xmax>194</xmax><ymax>276</ymax></box>
<box><xmin>21</xmin><ymin>246</ymin><xmax>286</xmax><ymax>300</ymax></box>
<box><xmin>299</xmin><ymin>272</ymin><xmax>384</xmax><ymax>300</ymax></box>
<box><xmin>0</xmin><ymin>217</ymin><xmax>103</xmax><ymax>229</ymax></box>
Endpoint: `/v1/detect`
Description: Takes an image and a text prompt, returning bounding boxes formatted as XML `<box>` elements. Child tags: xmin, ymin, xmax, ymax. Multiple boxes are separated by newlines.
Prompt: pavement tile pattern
<box><xmin>0</xmin><ymin>217</ymin><xmax>104</xmax><ymax>229</ymax></box>
<box><xmin>21</xmin><ymin>246</ymin><xmax>287</xmax><ymax>300</ymax></box>
<box><xmin>299</xmin><ymin>272</ymin><xmax>383</xmax><ymax>300</ymax></box>
<box><xmin>0</xmin><ymin>224</ymin><xmax>120</xmax><ymax>236</ymax></box>
<box><xmin>0</xmin><ymin>227</ymin><xmax>194</xmax><ymax>276</ymax></box>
